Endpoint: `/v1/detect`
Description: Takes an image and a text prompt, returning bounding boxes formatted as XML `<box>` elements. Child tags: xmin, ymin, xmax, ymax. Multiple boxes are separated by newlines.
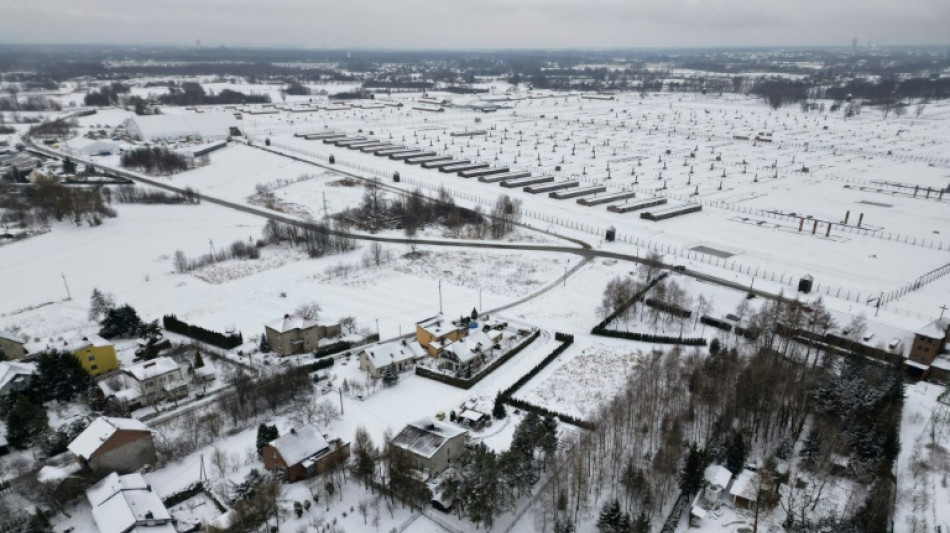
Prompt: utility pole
<box><xmin>209</xmin><ymin>239</ymin><xmax>216</xmax><ymax>261</ymax></box>
<box><xmin>61</xmin><ymin>273</ymin><xmax>71</xmax><ymax>300</ymax></box>
<box><xmin>438</xmin><ymin>279</ymin><xmax>443</xmax><ymax>315</ymax></box>
<box><xmin>322</xmin><ymin>192</ymin><xmax>329</xmax><ymax>219</ymax></box>
<box><xmin>940</xmin><ymin>304</ymin><xmax>948</xmax><ymax>319</ymax></box>
<box><xmin>338</xmin><ymin>387</ymin><xmax>344</xmax><ymax>415</ymax></box>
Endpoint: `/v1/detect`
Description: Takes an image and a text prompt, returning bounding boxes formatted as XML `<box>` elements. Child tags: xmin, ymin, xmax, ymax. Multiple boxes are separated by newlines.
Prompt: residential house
<box><xmin>65</xmin><ymin>334</ymin><xmax>118</xmax><ymax>377</ymax></box>
<box><xmin>392</xmin><ymin>418</ymin><xmax>468</xmax><ymax>476</ymax></box>
<box><xmin>265</xmin><ymin>314</ymin><xmax>342</xmax><ymax>356</ymax></box>
<box><xmin>261</xmin><ymin>424</ymin><xmax>350</xmax><ymax>483</ymax></box>
<box><xmin>67</xmin><ymin>416</ymin><xmax>157</xmax><ymax>474</ymax></box>
<box><xmin>359</xmin><ymin>339</ymin><xmax>426</xmax><ymax>378</ymax></box>
<box><xmin>415</xmin><ymin>315</ymin><xmax>467</xmax><ymax>357</ymax></box>
<box><xmin>0</xmin><ymin>360</ymin><xmax>36</xmax><ymax>397</ymax></box>
<box><xmin>121</xmin><ymin>357</ymin><xmax>188</xmax><ymax>408</ymax></box>
<box><xmin>702</xmin><ymin>464</ymin><xmax>732</xmax><ymax>506</ymax></box>
<box><xmin>86</xmin><ymin>472</ymin><xmax>175</xmax><ymax>533</ymax></box>
<box><xmin>909</xmin><ymin>318</ymin><xmax>950</xmax><ymax>366</ymax></box>
<box><xmin>0</xmin><ymin>331</ymin><xmax>28</xmax><ymax>360</ymax></box>
<box><xmin>438</xmin><ymin>329</ymin><xmax>501</xmax><ymax>376</ymax></box>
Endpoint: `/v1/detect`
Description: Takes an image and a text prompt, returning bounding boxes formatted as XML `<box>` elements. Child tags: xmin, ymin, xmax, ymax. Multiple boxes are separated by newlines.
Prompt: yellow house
<box><xmin>67</xmin><ymin>334</ymin><xmax>118</xmax><ymax>376</ymax></box>
<box><xmin>415</xmin><ymin>315</ymin><xmax>467</xmax><ymax>357</ymax></box>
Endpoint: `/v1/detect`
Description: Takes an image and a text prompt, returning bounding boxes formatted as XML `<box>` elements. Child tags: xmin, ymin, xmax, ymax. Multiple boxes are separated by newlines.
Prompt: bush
<box><xmin>120</xmin><ymin>147</ymin><xmax>188</xmax><ymax>175</ymax></box>
<box><xmin>309</xmin><ymin>358</ymin><xmax>335</xmax><ymax>372</ymax></box>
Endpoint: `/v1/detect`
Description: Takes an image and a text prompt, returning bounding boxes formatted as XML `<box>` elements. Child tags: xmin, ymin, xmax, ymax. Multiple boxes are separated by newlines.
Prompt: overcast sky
<box><xmin>1</xmin><ymin>0</ymin><xmax>948</xmax><ymax>49</ymax></box>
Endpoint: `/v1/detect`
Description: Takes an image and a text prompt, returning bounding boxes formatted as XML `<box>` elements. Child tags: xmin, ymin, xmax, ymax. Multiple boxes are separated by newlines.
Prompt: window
<box><xmin>88</xmin><ymin>355</ymin><xmax>96</xmax><ymax>361</ymax></box>
<box><xmin>90</xmin><ymin>364</ymin><xmax>98</xmax><ymax>371</ymax></box>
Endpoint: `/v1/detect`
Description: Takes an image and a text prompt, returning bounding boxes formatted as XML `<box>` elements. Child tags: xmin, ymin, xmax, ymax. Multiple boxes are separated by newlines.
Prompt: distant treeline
<box><xmin>158</xmin><ymin>82</ymin><xmax>270</xmax><ymax>106</ymax></box>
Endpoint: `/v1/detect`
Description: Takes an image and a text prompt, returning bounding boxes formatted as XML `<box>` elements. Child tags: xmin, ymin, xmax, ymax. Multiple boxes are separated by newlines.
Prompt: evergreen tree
<box><xmin>259</xmin><ymin>331</ymin><xmax>271</xmax><ymax>353</ymax></box>
<box><xmin>62</xmin><ymin>157</ymin><xmax>77</xmax><ymax>175</ymax></box>
<box><xmin>194</xmin><ymin>350</ymin><xmax>205</xmax><ymax>369</ymax></box>
<box><xmin>492</xmin><ymin>393</ymin><xmax>507</xmax><ymax>419</ymax></box>
<box><xmin>351</xmin><ymin>426</ymin><xmax>378</xmax><ymax>489</ymax></box>
<box><xmin>597</xmin><ymin>499</ymin><xmax>623</xmax><ymax>533</ymax></box>
<box><xmin>6</xmin><ymin>394</ymin><xmax>48</xmax><ymax>449</ymax></box>
<box><xmin>24</xmin><ymin>508</ymin><xmax>53</xmax><ymax>533</ymax></box>
<box><xmin>471</xmin><ymin>308</ymin><xmax>479</xmax><ymax>320</ymax></box>
<box><xmin>98</xmin><ymin>304</ymin><xmax>143</xmax><ymax>339</ymax></box>
<box><xmin>381</xmin><ymin>365</ymin><xmax>398</xmax><ymax>387</ymax></box>
<box><xmin>255</xmin><ymin>424</ymin><xmax>279</xmax><ymax>455</ymax></box>
<box><xmin>679</xmin><ymin>443</ymin><xmax>708</xmax><ymax>495</ymax></box>
<box><xmin>30</xmin><ymin>350</ymin><xmax>92</xmax><ymax>403</ymax></box>
<box><xmin>554</xmin><ymin>519</ymin><xmax>576</xmax><ymax>533</ymax></box>
<box><xmin>725</xmin><ymin>430</ymin><xmax>747</xmax><ymax>474</ymax></box>
<box><xmin>88</xmin><ymin>288</ymin><xmax>116</xmax><ymax>322</ymax></box>
<box><xmin>540</xmin><ymin>416</ymin><xmax>559</xmax><ymax>457</ymax></box>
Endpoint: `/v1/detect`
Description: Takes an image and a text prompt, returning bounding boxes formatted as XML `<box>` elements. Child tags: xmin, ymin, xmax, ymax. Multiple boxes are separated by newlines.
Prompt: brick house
<box><xmin>265</xmin><ymin>315</ymin><xmax>342</xmax><ymax>356</ymax></box>
<box><xmin>261</xmin><ymin>424</ymin><xmax>350</xmax><ymax>482</ymax></box>
<box><xmin>909</xmin><ymin>318</ymin><xmax>950</xmax><ymax>366</ymax></box>
<box><xmin>67</xmin><ymin>417</ymin><xmax>157</xmax><ymax>474</ymax></box>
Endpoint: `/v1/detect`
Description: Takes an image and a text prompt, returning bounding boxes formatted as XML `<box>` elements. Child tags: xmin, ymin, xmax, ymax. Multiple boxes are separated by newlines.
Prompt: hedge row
<box><xmin>314</xmin><ymin>341</ymin><xmax>352</xmax><ymax>359</ymax></box>
<box><xmin>163</xmin><ymin>314</ymin><xmax>243</xmax><ymax>350</ymax></box>
<box><xmin>162</xmin><ymin>482</ymin><xmax>226</xmax><ymax>513</ymax></box>
<box><xmin>499</xmin><ymin>335</ymin><xmax>574</xmax><ymax>399</ymax></box>
<box><xmin>414</xmin><ymin>330</ymin><xmax>541</xmax><ymax>390</ymax></box>
<box><xmin>590</xmin><ymin>327</ymin><xmax>707</xmax><ymax>346</ymax></box>
<box><xmin>645</xmin><ymin>298</ymin><xmax>692</xmax><ymax>319</ymax></box>
<box><xmin>700</xmin><ymin>315</ymin><xmax>733</xmax><ymax>332</ymax></box>
<box><xmin>504</xmin><ymin>397</ymin><xmax>594</xmax><ymax>430</ymax></box>
<box><xmin>309</xmin><ymin>358</ymin><xmax>335</xmax><ymax>372</ymax></box>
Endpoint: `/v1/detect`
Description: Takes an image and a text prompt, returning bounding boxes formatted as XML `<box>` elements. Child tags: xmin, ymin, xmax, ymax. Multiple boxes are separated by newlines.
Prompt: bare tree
<box><xmin>295</xmin><ymin>300</ymin><xmax>322</xmax><ymax>321</ymax></box>
<box><xmin>314</xmin><ymin>399</ymin><xmax>339</xmax><ymax>426</ymax></box>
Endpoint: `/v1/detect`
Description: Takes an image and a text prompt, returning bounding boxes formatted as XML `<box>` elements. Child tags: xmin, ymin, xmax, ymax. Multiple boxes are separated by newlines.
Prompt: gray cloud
<box><xmin>0</xmin><ymin>0</ymin><xmax>947</xmax><ymax>48</ymax></box>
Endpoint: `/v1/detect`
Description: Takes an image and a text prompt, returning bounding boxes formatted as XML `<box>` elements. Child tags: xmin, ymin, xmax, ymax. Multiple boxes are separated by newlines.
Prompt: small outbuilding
<box><xmin>798</xmin><ymin>274</ymin><xmax>814</xmax><ymax>294</ymax></box>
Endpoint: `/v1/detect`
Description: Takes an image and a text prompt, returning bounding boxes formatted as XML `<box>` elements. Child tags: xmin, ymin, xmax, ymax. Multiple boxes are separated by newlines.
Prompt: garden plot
<box><xmin>513</xmin><ymin>337</ymin><xmax>650</xmax><ymax>420</ymax></box>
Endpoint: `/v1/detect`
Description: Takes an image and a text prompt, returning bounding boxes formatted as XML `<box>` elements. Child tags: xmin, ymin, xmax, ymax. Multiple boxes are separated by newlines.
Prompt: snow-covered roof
<box><xmin>458</xmin><ymin>409</ymin><xmax>488</xmax><ymax>422</ymax></box>
<box><xmin>125</xmin><ymin>357</ymin><xmax>180</xmax><ymax>381</ymax></box>
<box><xmin>363</xmin><ymin>340</ymin><xmax>425</xmax><ymax>368</ymax></box>
<box><xmin>0</xmin><ymin>330</ymin><xmax>23</xmax><ymax>343</ymax></box>
<box><xmin>0</xmin><ymin>361</ymin><xmax>36</xmax><ymax>391</ymax></box>
<box><xmin>393</xmin><ymin>418</ymin><xmax>467</xmax><ymax>459</ymax></box>
<box><xmin>416</xmin><ymin>315</ymin><xmax>459</xmax><ymax>339</ymax></box>
<box><xmin>38</xmin><ymin>457</ymin><xmax>82</xmax><ymax>483</ymax></box>
<box><xmin>87</xmin><ymin>472</ymin><xmax>174</xmax><ymax>533</ymax></box>
<box><xmin>442</xmin><ymin>330</ymin><xmax>494</xmax><ymax>363</ymax></box>
<box><xmin>266</xmin><ymin>314</ymin><xmax>319</xmax><ymax>333</ymax></box>
<box><xmin>68</xmin><ymin>417</ymin><xmax>152</xmax><ymax>460</ymax></box>
<box><xmin>268</xmin><ymin>424</ymin><xmax>330</xmax><ymax>466</ymax></box>
<box><xmin>125</xmin><ymin>111</ymin><xmax>237</xmax><ymax>141</ymax></box>
<box><xmin>916</xmin><ymin>318</ymin><xmax>950</xmax><ymax>340</ymax></box>
<box><xmin>35</xmin><ymin>332</ymin><xmax>114</xmax><ymax>354</ymax></box>
<box><xmin>704</xmin><ymin>464</ymin><xmax>732</xmax><ymax>490</ymax></box>
<box><xmin>729</xmin><ymin>469</ymin><xmax>757</xmax><ymax>499</ymax></box>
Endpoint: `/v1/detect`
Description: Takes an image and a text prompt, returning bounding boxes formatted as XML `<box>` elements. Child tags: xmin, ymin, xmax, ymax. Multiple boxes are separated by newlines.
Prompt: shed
<box><xmin>798</xmin><ymin>274</ymin><xmax>814</xmax><ymax>294</ymax></box>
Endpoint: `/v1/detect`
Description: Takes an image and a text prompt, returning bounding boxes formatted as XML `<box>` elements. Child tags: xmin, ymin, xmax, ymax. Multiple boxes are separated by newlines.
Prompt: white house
<box><xmin>86</xmin><ymin>472</ymin><xmax>175</xmax><ymax>533</ymax></box>
<box><xmin>359</xmin><ymin>339</ymin><xmax>426</xmax><ymax>378</ymax></box>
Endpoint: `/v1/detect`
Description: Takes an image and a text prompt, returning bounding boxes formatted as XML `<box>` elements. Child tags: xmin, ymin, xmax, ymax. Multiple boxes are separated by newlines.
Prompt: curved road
<box><xmin>26</xmin><ymin>138</ymin><xmax>798</xmax><ymax>306</ymax></box>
